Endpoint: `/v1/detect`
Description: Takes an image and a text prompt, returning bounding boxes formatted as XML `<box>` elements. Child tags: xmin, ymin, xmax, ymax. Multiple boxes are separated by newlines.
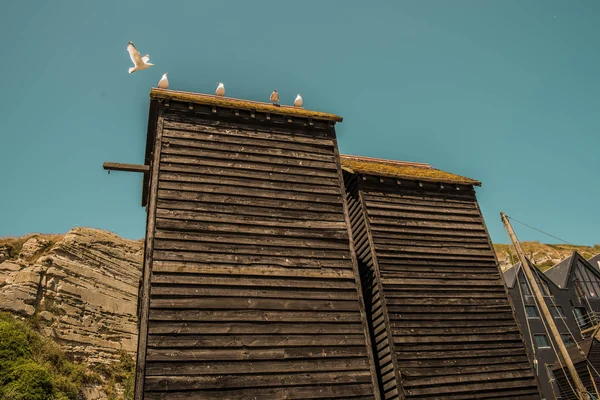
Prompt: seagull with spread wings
<box><xmin>127</xmin><ymin>41</ymin><xmax>154</xmax><ymax>74</ymax></box>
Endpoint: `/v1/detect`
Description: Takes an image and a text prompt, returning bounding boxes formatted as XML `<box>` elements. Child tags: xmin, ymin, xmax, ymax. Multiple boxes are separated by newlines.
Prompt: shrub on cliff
<box><xmin>93</xmin><ymin>350</ymin><xmax>135</xmax><ymax>400</ymax></box>
<box><xmin>0</xmin><ymin>313</ymin><xmax>97</xmax><ymax>399</ymax></box>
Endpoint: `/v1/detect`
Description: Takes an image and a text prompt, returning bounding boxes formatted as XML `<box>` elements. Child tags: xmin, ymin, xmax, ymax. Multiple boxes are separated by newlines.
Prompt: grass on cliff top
<box><xmin>0</xmin><ymin>312</ymin><xmax>135</xmax><ymax>400</ymax></box>
<box><xmin>0</xmin><ymin>234</ymin><xmax>64</xmax><ymax>261</ymax></box>
<box><xmin>494</xmin><ymin>242</ymin><xmax>600</xmax><ymax>272</ymax></box>
<box><xmin>494</xmin><ymin>242</ymin><xmax>600</xmax><ymax>258</ymax></box>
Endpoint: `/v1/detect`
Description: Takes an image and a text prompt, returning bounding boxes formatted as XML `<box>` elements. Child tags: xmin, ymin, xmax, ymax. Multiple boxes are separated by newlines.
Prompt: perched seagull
<box><xmin>270</xmin><ymin>90</ymin><xmax>280</xmax><ymax>105</ymax></box>
<box><xmin>158</xmin><ymin>73</ymin><xmax>169</xmax><ymax>89</ymax></box>
<box><xmin>127</xmin><ymin>41</ymin><xmax>154</xmax><ymax>74</ymax></box>
<box><xmin>294</xmin><ymin>94</ymin><xmax>303</xmax><ymax>107</ymax></box>
<box><xmin>215</xmin><ymin>82</ymin><xmax>225</xmax><ymax>97</ymax></box>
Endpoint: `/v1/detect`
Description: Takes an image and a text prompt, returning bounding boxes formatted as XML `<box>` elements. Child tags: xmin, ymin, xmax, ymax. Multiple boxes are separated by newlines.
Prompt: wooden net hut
<box><xmin>132</xmin><ymin>89</ymin><xmax>380</xmax><ymax>399</ymax></box>
<box><xmin>341</xmin><ymin>155</ymin><xmax>541</xmax><ymax>399</ymax></box>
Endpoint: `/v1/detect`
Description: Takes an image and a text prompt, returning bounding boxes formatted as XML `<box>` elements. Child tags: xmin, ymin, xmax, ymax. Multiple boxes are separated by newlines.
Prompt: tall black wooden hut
<box><xmin>341</xmin><ymin>155</ymin><xmax>541</xmax><ymax>399</ymax></box>
<box><xmin>131</xmin><ymin>89</ymin><xmax>380</xmax><ymax>399</ymax></box>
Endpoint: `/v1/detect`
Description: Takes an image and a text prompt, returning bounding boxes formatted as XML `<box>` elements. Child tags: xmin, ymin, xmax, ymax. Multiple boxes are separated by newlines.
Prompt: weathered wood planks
<box><xmin>345</xmin><ymin>172</ymin><xmax>401</xmax><ymax>399</ymax></box>
<box><xmin>137</xmin><ymin>99</ymin><xmax>379</xmax><ymax>399</ymax></box>
<box><xmin>344</xmin><ymin>173</ymin><xmax>541</xmax><ymax>399</ymax></box>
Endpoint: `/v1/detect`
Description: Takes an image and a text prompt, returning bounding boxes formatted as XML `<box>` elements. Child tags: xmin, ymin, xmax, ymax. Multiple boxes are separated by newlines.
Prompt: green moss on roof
<box><xmin>150</xmin><ymin>88</ymin><xmax>343</xmax><ymax>122</ymax></box>
<box><xmin>340</xmin><ymin>155</ymin><xmax>481</xmax><ymax>186</ymax></box>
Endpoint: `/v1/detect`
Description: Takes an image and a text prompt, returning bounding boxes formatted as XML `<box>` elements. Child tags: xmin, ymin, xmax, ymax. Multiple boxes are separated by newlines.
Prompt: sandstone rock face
<box><xmin>0</xmin><ymin>228</ymin><xmax>143</xmax><ymax>364</ymax></box>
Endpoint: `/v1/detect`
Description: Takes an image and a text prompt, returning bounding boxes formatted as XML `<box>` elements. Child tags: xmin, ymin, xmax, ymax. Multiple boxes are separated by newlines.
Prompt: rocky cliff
<box><xmin>494</xmin><ymin>242</ymin><xmax>600</xmax><ymax>271</ymax></box>
<box><xmin>0</xmin><ymin>228</ymin><xmax>143</xmax><ymax>365</ymax></box>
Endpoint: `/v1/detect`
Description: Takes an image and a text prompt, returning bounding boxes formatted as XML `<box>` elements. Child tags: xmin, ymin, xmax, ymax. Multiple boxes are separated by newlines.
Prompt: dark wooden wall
<box><xmin>345</xmin><ymin>172</ymin><xmax>401</xmax><ymax>399</ymax></box>
<box><xmin>345</xmin><ymin>175</ymin><xmax>541</xmax><ymax>399</ymax></box>
<box><xmin>136</xmin><ymin>101</ymin><xmax>379</xmax><ymax>399</ymax></box>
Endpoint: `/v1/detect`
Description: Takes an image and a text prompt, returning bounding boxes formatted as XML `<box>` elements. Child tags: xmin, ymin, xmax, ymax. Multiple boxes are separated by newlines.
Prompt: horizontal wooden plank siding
<box><xmin>346</xmin><ymin>176</ymin><xmax>540</xmax><ymax>399</ymax></box>
<box><xmin>140</xmin><ymin>104</ymin><xmax>378</xmax><ymax>399</ymax></box>
<box><xmin>345</xmin><ymin>172</ymin><xmax>401</xmax><ymax>399</ymax></box>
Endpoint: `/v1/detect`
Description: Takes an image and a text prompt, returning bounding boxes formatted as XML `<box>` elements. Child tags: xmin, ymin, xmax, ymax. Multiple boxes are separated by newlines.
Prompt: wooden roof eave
<box><xmin>341</xmin><ymin>166</ymin><xmax>355</xmax><ymax>175</ymax></box>
<box><xmin>344</xmin><ymin>167</ymin><xmax>481</xmax><ymax>187</ymax></box>
<box><xmin>340</xmin><ymin>155</ymin><xmax>481</xmax><ymax>187</ymax></box>
<box><xmin>150</xmin><ymin>88</ymin><xmax>343</xmax><ymax>123</ymax></box>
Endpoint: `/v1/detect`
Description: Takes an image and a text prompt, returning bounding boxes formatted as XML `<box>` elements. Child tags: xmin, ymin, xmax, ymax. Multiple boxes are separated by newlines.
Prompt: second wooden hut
<box><xmin>341</xmin><ymin>155</ymin><xmax>541</xmax><ymax>399</ymax></box>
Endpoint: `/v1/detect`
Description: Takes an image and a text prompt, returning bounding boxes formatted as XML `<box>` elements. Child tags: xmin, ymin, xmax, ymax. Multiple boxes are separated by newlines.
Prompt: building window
<box><xmin>519</xmin><ymin>278</ymin><xmax>532</xmax><ymax>296</ymax></box>
<box><xmin>574</xmin><ymin>307</ymin><xmax>589</xmax><ymax>328</ymax></box>
<box><xmin>551</xmin><ymin>306</ymin><xmax>565</xmax><ymax>318</ymax></box>
<box><xmin>561</xmin><ymin>334</ymin><xmax>575</xmax><ymax>347</ymax></box>
<box><xmin>574</xmin><ymin>307</ymin><xmax>586</xmax><ymax>319</ymax></box>
<box><xmin>534</xmin><ymin>334</ymin><xmax>551</xmax><ymax>349</ymax></box>
<box><xmin>525</xmin><ymin>306</ymin><xmax>539</xmax><ymax>318</ymax></box>
<box><xmin>575</xmin><ymin>261</ymin><xmax>600</xmax><ymax>298</ymax></box>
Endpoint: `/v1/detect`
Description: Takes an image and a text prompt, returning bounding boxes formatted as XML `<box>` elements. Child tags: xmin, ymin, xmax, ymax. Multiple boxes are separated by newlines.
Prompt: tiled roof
<box><xmin>502</xmin><ymin>263</ymin><xmax>519</xmax><ymax>288</ymax></box>
<box><xmin>545</xmin><ymin>252</ymin><xmax>600</xmax><ymax>289</ymax></box>
<box><xmin>503</xmin><ymin>259</ymin><xmax>560</xmax><ymax>290</ymax></box>
<box><xmin>150</xmin><ymin>88</ymin><xmax>343</xmax><ymax>122</ymax></box>
<box><xmin>340</xmin><ymin>155</ymin><xmax>481</xmax><ymax>186</ymax></box>
<box><xmin>543</xmin><ymin>254</ymin><xmax>574</xmax><ymax>289</ymax></box>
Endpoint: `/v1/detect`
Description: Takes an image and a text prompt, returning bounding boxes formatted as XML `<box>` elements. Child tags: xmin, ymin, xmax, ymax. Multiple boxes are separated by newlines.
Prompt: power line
<box><xmin>507</xmin><ymin>216</ymin><xmax>574</xmax><ymax>246</ymax></box>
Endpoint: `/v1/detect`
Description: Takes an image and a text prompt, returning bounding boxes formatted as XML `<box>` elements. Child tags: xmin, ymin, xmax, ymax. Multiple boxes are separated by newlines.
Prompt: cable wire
<box><xmin>507</xmin><ymin>216</ymin><xmax>574</xmax><ymax>246</ymax></box>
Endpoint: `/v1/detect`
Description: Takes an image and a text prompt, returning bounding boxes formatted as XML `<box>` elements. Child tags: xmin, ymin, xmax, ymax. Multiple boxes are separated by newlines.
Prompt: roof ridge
<box><xmin>150</xmin><ymin>88</ymin><xmax>343</xmax><ymax>122</ymax></box>
<box><xmin>341</xmin><ymin>154</ymin><xmax>432</xmax><ymax>169</ymax></box>
<box><xmin>155</xmin><ymin>89</ymin><xmax>285</xmax><ymax>107</ymax></box>
<box><xmin>340</xmin><ymin>154</ymin><xmax>481</xmax><ymax>186</ymax></box>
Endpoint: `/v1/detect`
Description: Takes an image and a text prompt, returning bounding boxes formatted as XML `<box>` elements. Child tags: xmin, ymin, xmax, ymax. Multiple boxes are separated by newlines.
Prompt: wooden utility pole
<box><xmin>501</xmin><ymin>212</ymin><xmax>589</xmax><ymax>400</ymax></box>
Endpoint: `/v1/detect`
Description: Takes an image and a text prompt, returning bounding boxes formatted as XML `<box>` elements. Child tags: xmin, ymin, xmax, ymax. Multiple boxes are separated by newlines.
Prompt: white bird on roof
<box><xmin>127</xmin><ymin>41</ymin><xmax>154</xmax><ymax>74</ymax></box>
<box><xmin>294</xmin><ymin>94</ymin><xmax>303</xmax><ymax>107</ymax></box>
<box><xmin>270</xmin><ymin>90</ymin><xmax>279</xmax><ymax>105</ymax></box>
<box><xmin>158</xmin><ymin>73</ymin><xmax>168</xmax><ymax>89</ymax></box>
<box><xmin>216</xmin><ymin>83</ymin><xmax>225</xmax><ymax>97</ymax></box>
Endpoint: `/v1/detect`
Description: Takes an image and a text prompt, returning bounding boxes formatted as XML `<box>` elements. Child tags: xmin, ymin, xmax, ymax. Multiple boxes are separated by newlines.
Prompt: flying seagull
<box><xmin>158</xmin><ymin>73</ymin><xmax>168</xmax><ymax>89</ymax></box>
<box><xmin>270</xmin><ymin>90</ymin><xmax>279</xmax><ymax>105</ymax></box>
<box><xmin>216</xmin><ymin>82</ymin><xmax>225</xmax><ymax>97</ymax></box>
<box><xmin>294</xmin><ymin>94</ymin><xmax>303</xmax><ymax>107</ymax></box>
<box><xmin>127</xmin><ymin>41</ymin><xmax>154</xmax><ymax>74</ymax></box>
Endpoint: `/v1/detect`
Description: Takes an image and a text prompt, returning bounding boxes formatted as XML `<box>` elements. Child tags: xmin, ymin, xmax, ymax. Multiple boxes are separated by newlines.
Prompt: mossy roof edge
<box><xmin>340</xmin><ymin>155</ymin><xmax>481</xmax><ymax>186</ymax></box>
<box><xmin>150</xmin><ymin>88</ymin><xmax>343</xmax><ymax>122</ymax></box>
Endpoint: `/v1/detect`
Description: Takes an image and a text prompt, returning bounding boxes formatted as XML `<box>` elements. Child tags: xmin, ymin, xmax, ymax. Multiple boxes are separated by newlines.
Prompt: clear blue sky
<box><xmin>1</xmin><ymin>1</ymin><xmax>598</xmax><ymax>245</ymax></box>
